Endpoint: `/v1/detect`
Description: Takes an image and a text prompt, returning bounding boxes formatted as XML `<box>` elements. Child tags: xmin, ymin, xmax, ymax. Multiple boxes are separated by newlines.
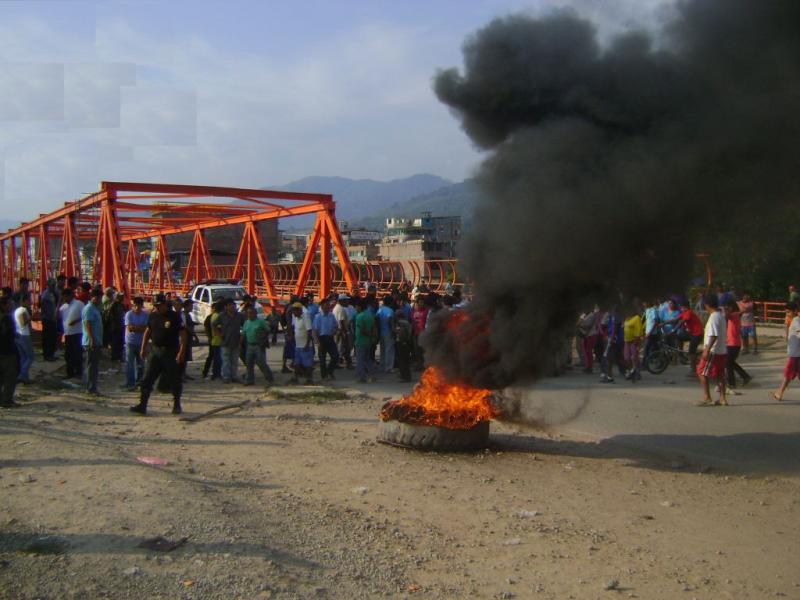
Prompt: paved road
<box><xmin>516</xmin><ymin>338</ymin><xmax>800</xmax><ymax>477</ymax></box>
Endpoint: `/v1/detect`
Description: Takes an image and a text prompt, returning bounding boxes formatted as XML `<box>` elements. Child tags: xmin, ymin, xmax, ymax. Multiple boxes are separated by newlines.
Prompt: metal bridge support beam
<box><xmin>93</xmin><ymin>197</ymin><xmax>126</xmax><ymax>294</ymax></box>
<box><xmin>149</xmin><ymin>235</ymin><xmax>173</xmax><ymax>293</ymax></box>
<box><xmin>125</xmin><ymin>239</ymin><xmax>140</xmax><ymax>294</ymax></box>
<box><xmin>295</xmin><ymin>215</ymin><xmax>323</xmax><ymax>298</ymax></box>
<box><xmin>37</xmin><ymin>224</ymin><xmax>50</xmax><ymax>292</ymax></box>
<box><xmin>60</xmin><ymin>214</ymin><xmax>80</xmax><ymax>280</ymax></box>
<box><xmin>8</xmin><ymin>236</ymin><xmax>17</xmax><ymax>289</ymax></box>
<box><xmin>182</xmin><ymin>229</ymin><xmax>213</xmax><ymax>295</ymax></box>
<box><xmin>319</xmin><ymin>214</ymin><xmax>331</xmax><ymax>300</ymax></box>
<box><xmin>0</xmin><ymin>239</ymin><xmax>6</xmax><ymax>288</ymax></box>
<box><xmin>231</xmin><ymin>222</ymin><xmax>278</xmax><ymax>305</ymax></box>
<box><xmin>20</xmin><ymin>231</ymin><xmax>30</xmax><ymax>282</ymax></box>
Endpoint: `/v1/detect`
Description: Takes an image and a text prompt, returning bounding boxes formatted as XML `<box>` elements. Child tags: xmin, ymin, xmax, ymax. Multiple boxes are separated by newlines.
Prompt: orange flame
<box><xmin>380</xmin><ymin>366</ymin><xmax>499</xmax><ymax>430</ymax></box>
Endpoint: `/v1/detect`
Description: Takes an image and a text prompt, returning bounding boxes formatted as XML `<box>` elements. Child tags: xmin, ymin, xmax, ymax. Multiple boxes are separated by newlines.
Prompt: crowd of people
<box><xmin>572</xmin><ymin>285</ymin><xmax>791</xmax><ymax>406</ymax></box>
<box><xmin>1</xmin><ymin>274</ymin><xmax>799</xmax><ymax>412</ymax></box>
<box><xmin>0</xmin><ymin>275</ymin><xmax>466</xmax><ymax>412</ymax></box>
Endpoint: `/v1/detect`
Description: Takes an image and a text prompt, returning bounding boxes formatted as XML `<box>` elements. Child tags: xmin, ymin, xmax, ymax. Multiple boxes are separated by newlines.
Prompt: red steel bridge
<box><xmin>0</xmin><ymin>182</ymin><xmax>461</xmax><ymax>305</ymax></box>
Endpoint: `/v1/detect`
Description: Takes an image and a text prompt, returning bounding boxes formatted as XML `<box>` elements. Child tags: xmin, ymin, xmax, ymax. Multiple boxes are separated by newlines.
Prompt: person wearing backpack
<box><xmin>354</xmin><ymin>298</ymin><xmax>377</xmax><ymax>383</ymax></box>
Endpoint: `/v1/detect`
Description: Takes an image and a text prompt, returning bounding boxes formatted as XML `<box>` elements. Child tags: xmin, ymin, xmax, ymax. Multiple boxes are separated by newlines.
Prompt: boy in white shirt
<box><xmin>697</xmin><ymin>293</ymin><xmax>728</xmax><ymax>406</ymax></box>
<box><xmin>14</xmin><ymin>296</ymin><xmax>33</xmax><ymax>383</ymax></box>
<box><xmin>772</xmin><ymin>302</ymin><xmax>800</xmax><ymax>402</ymax></box>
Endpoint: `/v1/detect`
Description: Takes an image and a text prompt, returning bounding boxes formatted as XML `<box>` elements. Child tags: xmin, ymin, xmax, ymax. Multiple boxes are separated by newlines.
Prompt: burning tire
<box><xmin>377</xmin><ymin>419</ymin><xmax>490</xmax><ymax>451</ymax></box>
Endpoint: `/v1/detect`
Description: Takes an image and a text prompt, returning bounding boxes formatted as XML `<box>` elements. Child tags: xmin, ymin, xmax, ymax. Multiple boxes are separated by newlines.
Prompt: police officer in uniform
<box><xmin>129</xmin><ymin>293</ymin><xmax>187</xmax><ymax>415</ymax></box>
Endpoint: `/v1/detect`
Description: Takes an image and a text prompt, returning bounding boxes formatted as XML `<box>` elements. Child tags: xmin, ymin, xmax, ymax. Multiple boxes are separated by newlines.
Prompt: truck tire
<box><xmin>377</xmin><ymin>420</ymin><xmax>490</xmax><ymax>451</ymax></box>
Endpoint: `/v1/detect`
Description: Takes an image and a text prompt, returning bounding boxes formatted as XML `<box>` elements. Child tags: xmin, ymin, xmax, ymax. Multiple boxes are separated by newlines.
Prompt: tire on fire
<box><xmin>377</xmin><ymin>419</ymin><xmax>490</xmax><ymax>451</ymax></box>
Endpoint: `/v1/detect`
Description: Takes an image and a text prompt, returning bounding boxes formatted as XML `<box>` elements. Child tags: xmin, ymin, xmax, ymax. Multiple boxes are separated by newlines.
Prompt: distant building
<box><xmin>380</xmin><ymin>212</ymin><xmax>461</xmax><ymax>261</ymax></box>
<box><xmin>338</xmin><ymin>221</ymin><xmax>382</xmax><ymax>263</ymax></box>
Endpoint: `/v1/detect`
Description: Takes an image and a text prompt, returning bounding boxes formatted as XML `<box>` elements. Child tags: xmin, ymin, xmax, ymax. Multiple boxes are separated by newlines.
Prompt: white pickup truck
<box><xmin>188</xmin><ymin>283</ymin><xmax>267</xmax><ymax>327</ymax></box>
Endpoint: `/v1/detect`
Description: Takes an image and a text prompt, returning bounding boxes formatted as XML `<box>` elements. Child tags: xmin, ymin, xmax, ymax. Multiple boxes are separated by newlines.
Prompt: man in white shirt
<box><xmin>697</xmin><ymin>293</ymin><xmax>728</xmax><ymax>406</ymax></box>
<box><xmin>290</xmin><ymin>302</ymin><xmax>313</xmax><ymax>385</ymax></box>
<box><xmin>772</xmin><ymin>301</ymin><xmax>800</xmax><ymax>402</ymax></box>
<box><xmin>14</xmin><ymin>296</ymin><xmax>34</xmax><ymax>384</ymax></box>
<box><xmin>59</xmin><ymin>288</ymin><xmax>85</xmax><ymax>379</ymax></box>
<box><xmin>332</xmin><ymin>295</ymin><xmax>352</xmax><ymax>369</ymax></box>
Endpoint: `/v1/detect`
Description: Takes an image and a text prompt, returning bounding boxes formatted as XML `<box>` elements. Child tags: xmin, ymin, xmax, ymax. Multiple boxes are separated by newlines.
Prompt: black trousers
<box><xmin>396</xmin><ymin>340</ymin><xmax>412</xmax><ymax>381</ymax></box>
<box><xmin>0</xmin><ymin>354</ymin><xmax>18</xmax><ymax>405</ymax></box>
<box><xmin>64</xmin><ymin>334</ymin><xmax>83</xmax><ymax>377</ymax></box>
<box><xmin>726</xmin><ymin>346</ymin><xmax>750</xmax><ymax>387</ymax></box>
<box><xmin>318</xmin><ymin>335</ymin><xmax>339</xmax><ymax>377</ymax></box>
<box><xmin>41</xmin><ymin>319</ymin><xmax>58</xmax><ymax>359</ymax></box>
<box><xmin>110</xmin><ymin>328</ymin><xmax>124</xmax><ymax>361</ymax></box>
<box><xmin>139</xmin><ymin>346</ymin><xmax>182</xmax><ymax>405</ymax></box>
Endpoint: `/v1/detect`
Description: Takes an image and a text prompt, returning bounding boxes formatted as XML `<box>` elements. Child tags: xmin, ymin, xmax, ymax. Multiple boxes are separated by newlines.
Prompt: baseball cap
<box><xmin>292</xmin><ymin>302</ymin><xmax>303</xmax><ymax>309</ymax></box>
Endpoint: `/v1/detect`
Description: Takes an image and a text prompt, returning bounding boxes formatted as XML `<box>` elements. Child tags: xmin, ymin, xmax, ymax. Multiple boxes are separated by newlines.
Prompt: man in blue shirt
<box><xmin>659</xmin><ymin>298</ymin><xmax>681</xmax><ymax>349</ymax></box>
<box><xmin>376</xmin><ymin>296</ymin><xmax>396</xmax><ymax>373</ymax></box>
<box><xmin>305</xmin><ymin>293</ymin><xmax>320</xmax><ymax>322</ymax></box>
<box><xmin>123</xmin><ymin>297</ymin><xmax>148</xmax><ymax>390</ymax></box>
<box><xmin>81</xmin><ymin>288</ymin><xmax>104</xmax><ymax>395</ymax></box>
<box><xmin>313</xmin><ymin>300</ymin><xmax>339</xmax><ymax>380</ymax></box>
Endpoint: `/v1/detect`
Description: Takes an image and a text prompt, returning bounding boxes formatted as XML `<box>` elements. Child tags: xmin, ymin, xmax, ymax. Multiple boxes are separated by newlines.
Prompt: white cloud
<box><xmin>0</xmin><ymin>1</ymin><xmax>674</xmax><ymax>221</ymax></box>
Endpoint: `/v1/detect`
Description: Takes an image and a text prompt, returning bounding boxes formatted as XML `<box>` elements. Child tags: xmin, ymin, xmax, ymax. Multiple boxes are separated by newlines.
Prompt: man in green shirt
<box><xmin>242</xmin><ymin>306</ymin><xmax>274</xmax><ymax>385</ymax></box>
<box><xmin>354</xmin><ymin>299</ymin><xmax>377</xmax><ymax>383</ymax></box>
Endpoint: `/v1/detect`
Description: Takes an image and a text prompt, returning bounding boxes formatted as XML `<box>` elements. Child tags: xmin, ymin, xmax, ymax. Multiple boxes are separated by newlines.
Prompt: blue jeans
<box><xmin>356</xmin><ymin>345</ymin><xmax>374</xmax><ymax>381</ymax></box>
<box><xmin>221</xmin><ymin>346</ymin><xmax>239</xmax><ymax>382</ymax></box>
<box><xmin>83</xmin><ymin>346</ymin><xmax>100</xmax><ymax>393</ymax></box>
<box><xmin>125</xmin><ymin>342</ymin><xmax>144</xmax><ymax>387</ymax></box>
<box><xmin>245</xmin><ymin>343</ymin><xmax>273</xmax><ymax>384</ymax></box>
<box><xmin>15</xmin><ymin>336</ymin><xmax>34</xmax><ymax>381</ymax></box>
<box><xmin>379</xmin><ymin>332</ymin><xmax>395</xmax><ymax>372</ymax></box>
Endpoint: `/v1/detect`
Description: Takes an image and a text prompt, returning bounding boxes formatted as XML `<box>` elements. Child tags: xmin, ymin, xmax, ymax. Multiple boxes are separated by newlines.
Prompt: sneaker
<box><xmin>129</xmin><ymin>404</ymin><xmax>147</xmax><ymax>415</ymax></box>
<box><xmin>172</xmin><ymin>403</ymin><xmax>182</xmax><ymax>415</ymax></box>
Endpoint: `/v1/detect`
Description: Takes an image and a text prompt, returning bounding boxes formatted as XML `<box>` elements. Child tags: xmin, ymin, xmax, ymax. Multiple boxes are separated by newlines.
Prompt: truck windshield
<box><xmin>211</xmin><ymin>288</ymin><xmax>246</xmax><ymax>302</ymax></box>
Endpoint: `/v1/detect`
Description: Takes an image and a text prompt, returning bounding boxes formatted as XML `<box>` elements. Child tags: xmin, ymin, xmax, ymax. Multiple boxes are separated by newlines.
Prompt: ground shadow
<box><xmin>0</xmin><ymin>456</ymin><xmax>282</xmax><ymax>491</ymax></box>
<box><xmin>0</xmin><ymin>531</ymin><xmax>319</xmax><ymax>569</ymax></box>
<box><xmin>489</xmin><ymin>431</ymin><xmax>800</xmax><ymax>477</ymax></box>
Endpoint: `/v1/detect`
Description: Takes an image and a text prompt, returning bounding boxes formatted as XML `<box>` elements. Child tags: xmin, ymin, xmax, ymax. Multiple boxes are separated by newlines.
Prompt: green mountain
<box><xmin>348</xmin><ymin>179</ymin><xmax>480</xmax><ymax>231</ymax></box>
<box><xmin>273</xmin><ymin>173</ymin><xmax>452</xmax><ymax>230</ymax></box>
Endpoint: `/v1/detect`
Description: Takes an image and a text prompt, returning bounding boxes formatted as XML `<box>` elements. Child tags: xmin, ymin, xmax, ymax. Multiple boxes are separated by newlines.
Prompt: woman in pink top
<box><xmin>724</xmin><ymin>300</ymin><xmax>751</xmax><ymax>388</ymax></box>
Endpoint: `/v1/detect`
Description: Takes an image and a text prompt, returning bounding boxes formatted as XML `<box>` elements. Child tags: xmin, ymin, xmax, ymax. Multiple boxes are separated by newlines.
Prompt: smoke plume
<box><xmin>423</xmin><ymin>0</ymin><xmax>800</xmax><ymax>389</ymax></box>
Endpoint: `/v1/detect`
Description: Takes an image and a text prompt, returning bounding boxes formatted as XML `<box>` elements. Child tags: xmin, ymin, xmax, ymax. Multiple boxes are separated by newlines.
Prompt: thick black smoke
<box><xmin>423</xmin><ymin>1</ymin><xmax>800</xmax><ymax>389</ymax></box>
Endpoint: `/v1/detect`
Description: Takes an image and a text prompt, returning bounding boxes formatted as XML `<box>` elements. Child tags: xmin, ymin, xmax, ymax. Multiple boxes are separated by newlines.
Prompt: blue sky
<box><xmin>0</xmin><ymin>0</ymin><xmax>669</xmax><ymax>221</ymax></box>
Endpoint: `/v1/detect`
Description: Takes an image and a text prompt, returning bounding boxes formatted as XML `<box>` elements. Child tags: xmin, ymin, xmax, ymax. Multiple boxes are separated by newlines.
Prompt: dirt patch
<box><xmin>1</xmin><ymin>350</ymin><xmax>798</xmax><ymax>599</ymax></box>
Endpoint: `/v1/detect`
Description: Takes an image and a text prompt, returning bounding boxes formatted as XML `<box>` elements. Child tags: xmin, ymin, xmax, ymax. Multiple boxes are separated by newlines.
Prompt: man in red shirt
<box><xmin>667</xmin><ymin>300</ymin><xmax>704</xmax><ymax>375</ymax></box>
